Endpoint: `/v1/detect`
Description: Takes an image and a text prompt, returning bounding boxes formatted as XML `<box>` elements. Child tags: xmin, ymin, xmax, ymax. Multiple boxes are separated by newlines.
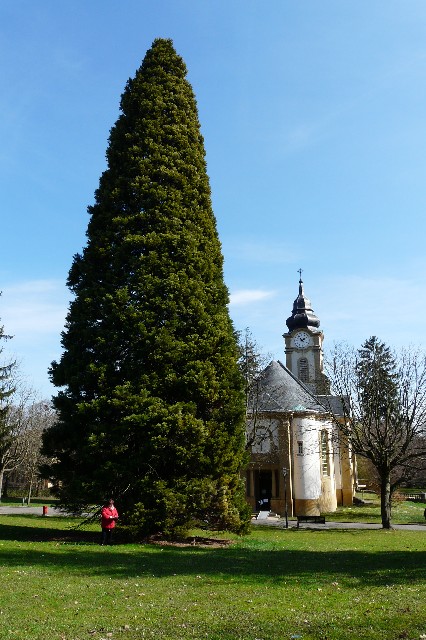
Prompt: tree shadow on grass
<box><xmin>0</xmin><ymin>515</ymin><xmax>98</xmax><ymax>543</ymax></box>
<box><xmin>0</xmin><ymin>516</ymin><xmax>424</xmax><ymax>589</ymax></box>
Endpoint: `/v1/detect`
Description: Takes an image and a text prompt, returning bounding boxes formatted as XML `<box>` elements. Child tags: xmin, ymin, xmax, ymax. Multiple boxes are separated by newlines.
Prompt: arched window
<box><xmin>320</xmin><ymin>430</ymin><xmax>330</xmax><ymax>476</ymax></box>
<box><xmin>298</xmin><ymin>357</ymin><xmax>309</xmax><ymax>382</ymax></box>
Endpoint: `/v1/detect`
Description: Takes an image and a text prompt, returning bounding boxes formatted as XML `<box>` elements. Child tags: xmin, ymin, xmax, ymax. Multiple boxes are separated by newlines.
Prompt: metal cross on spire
<box><xmin>298</xmin><ymin>267</ymin><xmax>303</xmax><ymax>282</ymax></box>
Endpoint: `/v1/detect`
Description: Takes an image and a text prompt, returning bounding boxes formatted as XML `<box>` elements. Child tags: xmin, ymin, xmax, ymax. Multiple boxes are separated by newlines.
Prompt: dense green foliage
<box><xmin>356</xmin><ymin>336</ymin><xmax>399</xmax><ymax>422</ymax></box>
<box><xmin>42</xmin><ymin>39</ymin><xmax>249</xmax><ymax>535</ymax></box>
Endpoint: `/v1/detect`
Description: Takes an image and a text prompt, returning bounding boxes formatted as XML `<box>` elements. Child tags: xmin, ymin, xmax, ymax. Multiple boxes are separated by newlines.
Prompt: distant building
<box><xmin>245</xmin><ymin>275</ymin><xmax>355</xmax><ymax>516</ymax></box>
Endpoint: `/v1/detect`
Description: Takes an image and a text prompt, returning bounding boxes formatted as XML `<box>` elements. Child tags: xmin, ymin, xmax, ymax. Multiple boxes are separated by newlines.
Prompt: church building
<box><xmin>245</xmin><ymin>275</ymin><xmax>355</xmax><ymax>516</ymax></box>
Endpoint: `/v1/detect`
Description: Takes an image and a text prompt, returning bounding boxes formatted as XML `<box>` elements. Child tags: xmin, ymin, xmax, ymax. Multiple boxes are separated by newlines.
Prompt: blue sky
<box><xmin>1</xmin><ymin>2</ymin><xmax>426</xmax><ymax>399</ymax></box>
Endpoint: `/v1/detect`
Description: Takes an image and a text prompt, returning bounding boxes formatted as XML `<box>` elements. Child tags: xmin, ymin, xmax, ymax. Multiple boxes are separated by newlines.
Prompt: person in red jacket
<box><xmin>101</xmin><ymin>498</ymin><xmax>119</xmax><ymax>545</ymax></box>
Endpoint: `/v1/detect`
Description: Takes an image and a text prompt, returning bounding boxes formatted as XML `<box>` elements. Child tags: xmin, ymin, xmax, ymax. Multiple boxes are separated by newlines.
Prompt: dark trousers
<box><xmin>101</xmin><ymin>528</ymin><xmax>114</xmax><ymax>545</ymax></box>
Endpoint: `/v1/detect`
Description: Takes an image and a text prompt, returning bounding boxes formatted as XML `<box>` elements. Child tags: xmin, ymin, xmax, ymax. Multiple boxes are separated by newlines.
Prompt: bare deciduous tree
<box><xmin>237</xmin><ymin>328</ymin><xmax>273</xmax><ymax>450</ymax></box>
<box><xmin>0</xmin><ymin>306</ymin><xmax>18</xmax><ymax>500</ymax></box>
<box><xmin>0</xmin><ymin>376</ymin><xmax>56</xmax><ymax>501</ymax></box>
<box><xmin>0</xmin><ymin>381</ymin><xmax>37</xmax><ymax>500</ymax></box>
<box><xmin>326</xmin><ymin>337</ymin><xmax>426</xmax><ymax>528</ymax></box>
<box><xmin>11</xmin><ymin>401</ymin><xmax>56</xmax><ymax>503</ymax></box>
<box><xmin>0</xmin><ymin>303</ymin><xmax>55</xmax><ymax>501</ymax></box>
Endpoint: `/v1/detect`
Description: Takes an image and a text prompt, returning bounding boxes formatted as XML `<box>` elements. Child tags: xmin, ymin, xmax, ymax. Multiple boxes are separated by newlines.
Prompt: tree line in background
<box><xmin>0</xmin><ymin>306</ymin><xmax>55</xmax><ymax>502</ymax></box>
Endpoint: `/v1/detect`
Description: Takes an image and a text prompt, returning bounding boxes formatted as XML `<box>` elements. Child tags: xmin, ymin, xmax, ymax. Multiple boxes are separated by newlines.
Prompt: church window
<box><xmin>251</xmin><ymin>420</ymin><xmax>278</xmax><ymax>453</ymax></box>
<box><xmin>298</xmin><ymin>358</ymin><xmax>309</xmax><ymax>382</ymax></box>
<box><xmin>297</xmin><ymin>441</ymin><xmax>304</xmax><ymax>455</ymax></box>
<box><xmin>320</xmin><ymin>430</ymin><xmax>330</xmax><ymax>476</ymax></box>
<box><xmin>252</xmin><ymin>428</ymin><xmax>270</xmax><ymax>453</ymax></box>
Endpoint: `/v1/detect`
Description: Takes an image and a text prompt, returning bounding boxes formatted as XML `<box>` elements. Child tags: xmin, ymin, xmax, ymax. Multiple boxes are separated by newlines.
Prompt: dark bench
<box><xmin>296</xmin><ymin>515</ymin><xmax>326</xmax><ymax>528</ymax></box>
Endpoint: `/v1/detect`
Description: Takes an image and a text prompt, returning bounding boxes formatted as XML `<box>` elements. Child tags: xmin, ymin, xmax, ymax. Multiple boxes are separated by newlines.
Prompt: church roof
<box><xmin>250</xmin><ymin>360</ymin><xmax>326</xmax><ymax>414</ymax></box>
<box><xmin>285</xmin><ymin>276</ymin><xmax>320</xmax><ymax>332</ymax></box>
<box><xmin>317</xmin><ymin>394</ymin><xmax>349</xmax><ymax>418</ymax></box>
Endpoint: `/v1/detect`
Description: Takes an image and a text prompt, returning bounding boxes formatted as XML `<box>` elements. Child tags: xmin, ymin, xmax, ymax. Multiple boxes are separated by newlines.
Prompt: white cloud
<box><xmin>229</xmin><ymin>289</ymin><xmax>276</xmax><ymax>306</ymax></box>
<box><xmin>0</xmin><ymin>279</ymin><xmax>69</xmax><ymax>398</ymax></box>
<box><xmin>1</xmin><ymin>280</ymin><xmax>69</xmax><ymax>337</ymax></box>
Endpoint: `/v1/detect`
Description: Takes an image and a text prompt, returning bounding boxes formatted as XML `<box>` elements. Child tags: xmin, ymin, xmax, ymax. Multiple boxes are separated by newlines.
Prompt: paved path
<box><xmin>0</xmin><ymin>505</ymin><xmax>67</xmax><ymax>516</ymax></box>
<box><xmin>0</xmin><ymin>506</ymin><xmax>425</xmax><ymax>530</ymax></box>
<box><xmin>251</xmin><ymin>515</ymin><xmax>426</xmax><ymax>531</ymax></box>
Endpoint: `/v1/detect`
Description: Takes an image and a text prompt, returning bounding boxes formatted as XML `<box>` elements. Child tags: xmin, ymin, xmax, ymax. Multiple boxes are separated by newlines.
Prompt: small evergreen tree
<box><xmin>42</xmin><ymin>39</ymin><xmax>250</xmax><ymax>535</ymax></box>
<box><xmin>355</xmin><ymin>337</ymin><xmax>401</xmax><ymax>528</ymax></box>
<box><xmin>356</xmin><ymin>337</ymin><xmax>399</xmax><ymax>419</ymax></box>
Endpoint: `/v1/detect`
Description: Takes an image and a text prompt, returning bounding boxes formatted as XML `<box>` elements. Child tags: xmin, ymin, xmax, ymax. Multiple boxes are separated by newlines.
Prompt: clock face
<box><xmin>293</xmin><ymin>331</ymin><xmax>313</xmax><ymax>349</ymax></box>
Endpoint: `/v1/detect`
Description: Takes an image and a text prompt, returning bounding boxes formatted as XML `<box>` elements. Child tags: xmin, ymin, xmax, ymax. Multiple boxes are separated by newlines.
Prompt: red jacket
<box><xmin>101</xmin><ymin>505</ymin><xmax>119</xmax><ymax>529</ymax></box>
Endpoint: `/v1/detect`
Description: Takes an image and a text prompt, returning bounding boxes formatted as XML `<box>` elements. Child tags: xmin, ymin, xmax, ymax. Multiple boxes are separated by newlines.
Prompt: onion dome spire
<box><xmin>286</xmin><ymin>269</ymin><xmax>320</xmax><ymax>331</ymax></box>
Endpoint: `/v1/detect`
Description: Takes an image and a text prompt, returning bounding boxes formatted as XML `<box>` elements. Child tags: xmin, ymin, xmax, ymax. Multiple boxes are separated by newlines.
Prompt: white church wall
<box><xmin>292</xmin><ymin>415</ymin><xmax>322</xmax><ymax>500</ymax></box>
<box><xmin>319</xmin><ymin>424</ymin><xmax>338</xmax><ymax>512</ymax></box>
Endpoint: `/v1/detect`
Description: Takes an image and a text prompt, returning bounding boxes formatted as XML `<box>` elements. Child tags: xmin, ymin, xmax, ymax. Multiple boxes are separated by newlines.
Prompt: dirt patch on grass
<box><xmin>47</xmin><ymin>532</ymin><xmax>233</xmax><ymax>547</ymax></box>
<box><xmin>148</xmin><ymin>534</ymin><xmax>233</xmax><ymax>548</ymax></box>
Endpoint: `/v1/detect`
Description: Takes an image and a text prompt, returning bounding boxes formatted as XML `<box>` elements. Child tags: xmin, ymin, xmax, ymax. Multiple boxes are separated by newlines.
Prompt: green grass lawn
<box><xmin>324</xmin><ymin>492</ymin><xmax>426</xmax><ymax>525</ymax></box>
<box><xmin>0</xmin><ymin>514</ymin><xmax>425</xmax><ymax>640</ymax></box>
<box><xmin>0</xmin><ymin>497</ymin><xmax>59</xmax><ymax>507</ymax></box>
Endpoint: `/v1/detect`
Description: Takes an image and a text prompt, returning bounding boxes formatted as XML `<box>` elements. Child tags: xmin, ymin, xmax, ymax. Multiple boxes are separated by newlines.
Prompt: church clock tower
<box><xmin>283</xmin><ymin>272</ymin><xmax>329</xmax><ymax>395</ymax></box>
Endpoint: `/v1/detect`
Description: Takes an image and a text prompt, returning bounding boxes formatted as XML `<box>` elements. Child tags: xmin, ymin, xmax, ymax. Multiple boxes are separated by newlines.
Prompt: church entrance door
<box><xmin>256</xmin><ymin>470</ymin><xmax>272</xmax><ymax>510</ymax></box>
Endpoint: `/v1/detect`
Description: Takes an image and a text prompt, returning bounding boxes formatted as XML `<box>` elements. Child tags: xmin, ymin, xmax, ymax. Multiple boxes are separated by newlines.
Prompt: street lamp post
<box><xmin>282</xmin><ymin>467</ymin><xmax>289</xmax><ymax>528</ymax></box>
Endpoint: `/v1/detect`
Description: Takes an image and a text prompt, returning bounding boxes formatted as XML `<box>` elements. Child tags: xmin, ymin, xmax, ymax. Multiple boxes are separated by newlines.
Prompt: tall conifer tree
<box><xmin>42</xmin><ymin>39</ymin><xmax>250</xmax><ymax>535</ymax></box>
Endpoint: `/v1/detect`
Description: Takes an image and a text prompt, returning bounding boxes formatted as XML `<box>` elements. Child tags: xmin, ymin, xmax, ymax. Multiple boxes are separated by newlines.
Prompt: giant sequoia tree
<box><xmin>42</xmin><ymin>39</ymin><xmax>249</xmax><ymax>535</ymax></box>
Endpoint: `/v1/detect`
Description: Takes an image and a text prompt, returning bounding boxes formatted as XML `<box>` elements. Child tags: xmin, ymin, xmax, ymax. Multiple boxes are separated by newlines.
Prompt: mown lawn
<box><xmin>0</xmin><ymin>497</ymin><xmax>58</xmax><ymax>507</ymax></box>
<box><xmin>0</xmin><ymin>514</ymin><xmax>425</xmax><ymax>640</ymax></box>
<box><xmin>325</xmin><ymin>492</ymin><xmax>426</xmax><ymax>524</ymax></box>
